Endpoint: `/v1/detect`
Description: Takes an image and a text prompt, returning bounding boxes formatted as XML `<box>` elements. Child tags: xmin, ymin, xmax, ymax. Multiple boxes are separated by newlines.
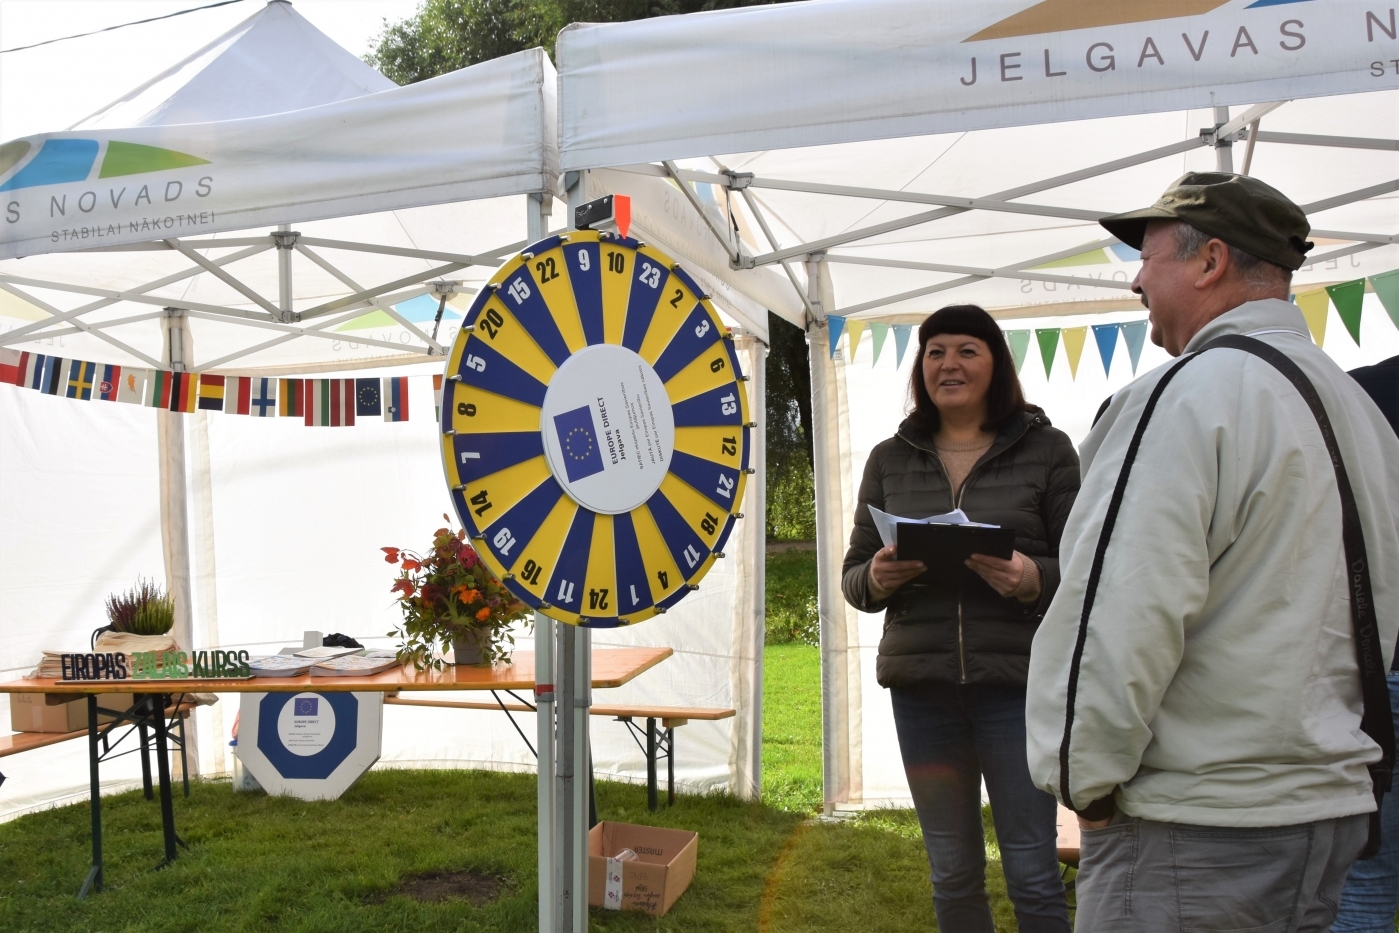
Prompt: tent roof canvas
<box><xmin>73</xmin><ymin>0</ymin><xmax>397</xmax><ymax>130</ymax></box>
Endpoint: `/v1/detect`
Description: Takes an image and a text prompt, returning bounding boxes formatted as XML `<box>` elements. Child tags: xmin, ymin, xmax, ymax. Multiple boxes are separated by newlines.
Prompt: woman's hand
<box><xmin>870</xmin><ymin>546</ymin><xmax>926</xmax><ymax>593</ymax></box>
<box><xmin>965</xmin><ymin>550</ymin><xmax>1038</xmax><ymax>602</ymax></box>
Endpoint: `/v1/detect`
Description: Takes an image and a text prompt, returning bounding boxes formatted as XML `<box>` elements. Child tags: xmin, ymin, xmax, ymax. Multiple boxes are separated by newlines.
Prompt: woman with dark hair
<box><xmin>842</xmin><ymin>305</ymin><xmax>1079</xmax><ymax>932</ymax></box>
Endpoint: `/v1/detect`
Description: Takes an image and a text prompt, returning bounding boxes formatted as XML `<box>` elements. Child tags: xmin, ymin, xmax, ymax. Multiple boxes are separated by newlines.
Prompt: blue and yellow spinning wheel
<box><xmin>441</xmin><ymin>231</ymin><xmax>751</xmax><ymax>627</ymax></box>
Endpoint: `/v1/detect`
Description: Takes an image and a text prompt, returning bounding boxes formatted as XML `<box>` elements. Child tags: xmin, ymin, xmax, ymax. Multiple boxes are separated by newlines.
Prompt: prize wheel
<box><xmin>441</xmin><ymin>230</ymin><xmax>752</xmax><ymax>627</ymax></box>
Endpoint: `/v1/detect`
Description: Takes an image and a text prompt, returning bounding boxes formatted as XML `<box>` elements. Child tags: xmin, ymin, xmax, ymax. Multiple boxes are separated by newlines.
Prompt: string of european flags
<box><xmin>0</xmin><ymin>348</ymin><xmax>446</xmax><ymax>425</ymax></box>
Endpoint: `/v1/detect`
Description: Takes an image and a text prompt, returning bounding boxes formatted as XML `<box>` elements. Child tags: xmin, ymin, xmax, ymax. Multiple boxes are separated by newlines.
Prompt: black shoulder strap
<box><xmin>1060</xmin><ymin>333</ymin><xmax>1392</xmax><ymax>855</ymax></box>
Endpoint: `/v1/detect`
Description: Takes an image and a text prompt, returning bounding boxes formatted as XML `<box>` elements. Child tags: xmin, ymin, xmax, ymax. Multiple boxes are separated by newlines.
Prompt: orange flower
<box><xmin>381</xmin><ymin>547</ymin><xmax>400</xmax><ymax>563</ymax></box>
<box><xmin>475</xmin><ymin>607</ymin><xmax>492</xmax><ymax>622</ymax></box>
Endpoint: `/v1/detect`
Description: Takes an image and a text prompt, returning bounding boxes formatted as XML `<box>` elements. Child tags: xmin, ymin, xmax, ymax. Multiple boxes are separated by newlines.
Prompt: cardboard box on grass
<box><xmin>10</xmin><ymin>693</ymin><xmax>137</xmax><ymax>733</ymax></box>
<box><xmin>588</xmin><ymin>821</ymin><xmax>698</xmax><ymax>916</ymax></box>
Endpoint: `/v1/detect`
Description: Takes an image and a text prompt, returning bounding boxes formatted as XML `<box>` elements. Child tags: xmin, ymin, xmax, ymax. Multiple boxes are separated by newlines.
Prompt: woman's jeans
<box><xmin>891</xmin><ymin>683</ymin><xmax>1069</xmax><ymax>932</ymax></box>
<box><xmin>1331</xmin><ymin>671</ymin><xmax>1399</xmax><ymax>931</ymax></box>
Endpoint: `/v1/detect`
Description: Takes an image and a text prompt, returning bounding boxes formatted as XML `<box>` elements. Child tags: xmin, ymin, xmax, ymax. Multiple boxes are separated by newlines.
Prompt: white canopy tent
<box><xmin>0</xmin><ymin>1</ymin><xmax>770</xmax><ymax>821</ymax></box>
<box><xmin>557</xmin><ymin>0</ymin><xmax>1399</xmax><ymax>811</ymax></box>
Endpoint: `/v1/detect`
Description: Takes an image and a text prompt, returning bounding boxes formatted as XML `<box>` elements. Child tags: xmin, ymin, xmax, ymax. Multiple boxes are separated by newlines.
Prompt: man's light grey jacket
<box><xmin>1026</xmin><ymin>298</ymin><xmax>1399</xmax><ymax>827</ymax></box>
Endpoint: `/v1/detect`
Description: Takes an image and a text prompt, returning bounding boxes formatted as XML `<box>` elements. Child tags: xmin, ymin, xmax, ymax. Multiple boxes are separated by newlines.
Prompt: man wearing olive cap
<box><xmin>1025</xmin><ymin>172</ymin><xmax>1399</xmax><ymax>929</ymax></box>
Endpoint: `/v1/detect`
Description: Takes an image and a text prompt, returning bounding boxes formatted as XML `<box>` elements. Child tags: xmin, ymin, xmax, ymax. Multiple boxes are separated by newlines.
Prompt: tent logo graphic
<box><xmin>966</xmin><ymin>0</ymin><xmax>1313</xmax><ymax>42</ymax></box>
<box><xmin>0</xmin><ymin>138</ymin><xmax>209</xmax><ymax>192</ymax></box>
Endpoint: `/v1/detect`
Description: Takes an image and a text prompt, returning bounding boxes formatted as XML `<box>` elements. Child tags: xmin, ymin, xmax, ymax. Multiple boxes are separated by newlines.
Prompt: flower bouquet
<box><xmin>384</xmin><ymin>519</ymin><xmax>531</xmax><ymax>669</ymax></box>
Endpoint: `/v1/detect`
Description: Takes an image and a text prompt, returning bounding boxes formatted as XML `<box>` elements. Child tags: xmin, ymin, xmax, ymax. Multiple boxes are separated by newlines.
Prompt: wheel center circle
<box><xmin>540</xmin><ymin>344</ymin><xmax>675</xmax><ymax>515</ymax></box>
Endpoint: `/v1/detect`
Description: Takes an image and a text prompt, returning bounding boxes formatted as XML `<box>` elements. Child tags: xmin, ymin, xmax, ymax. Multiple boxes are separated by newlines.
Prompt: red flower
<box><xmin>391</xmin><ymin>578</ymin><xmax>416</xmax><ymax>597</ymax></box>
<box><xmin>381</xmin><ymin>547</ymin><xmax>400</xmax><ymax>564</ymax></box>
<box><xmin>402</xmin><ymin>558</ymin><xmax>422</xmax><ymax>572</ymax></box>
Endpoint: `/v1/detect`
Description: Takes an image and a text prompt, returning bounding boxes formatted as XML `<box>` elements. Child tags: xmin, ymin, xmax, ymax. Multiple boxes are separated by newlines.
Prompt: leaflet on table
<box><xmin>309</xmin><ymin>655</ymin><xmax>400</xmax><ymax>677</ymax></box>
<box><xmin>292</xmin><ymin>645</ymin><xmax>360</xmax><ymax>659</ymax></box>
<box><xmin>865</xmin><ymin>505</ymin><xmax>1000</xmax><ymax>548</ymax></box>
<box><xmin>247</xmin><ymin>655</ymin><xmax>317</xmax><ymax>677</ymax></box>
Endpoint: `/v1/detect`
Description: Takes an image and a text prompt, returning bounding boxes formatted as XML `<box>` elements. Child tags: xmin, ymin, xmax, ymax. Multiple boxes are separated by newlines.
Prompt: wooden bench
<box><xmin>385</xmin><ymin>694</ymin><xmax>735</xmax><ymax>809</ymax></box>
<box><xmin>0</xmin><ymin>701</ymin><xmax>197</xmax><ymax>798</ymax></box>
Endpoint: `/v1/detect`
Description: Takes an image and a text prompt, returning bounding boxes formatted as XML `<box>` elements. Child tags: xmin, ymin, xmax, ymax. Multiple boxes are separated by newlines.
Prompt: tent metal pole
<box><xmin>830</xmin><ymin>275</ymin><xmax>988</xmax><ymax>318</ymax></box>
<box><xmin>527</xmin><ymin>188</ymin><xmax>560</xmax><ymax>933</ymax></box>
<box><xmin>1214</xmin><ymin>106</ymin><xmax>1234</xmax><ymax>172</ymax></box>
<box><xmin>0</xmin><ymin>281</ymin><xmax>164</xmax><ymax>366</ymax></box>
<box><xmin>168</xmin><ymin>238</ymin><xmax>284</xmax><ymax>318</ymax></box>
<box><xmin>663</xmin><ymin>160</ymin><xmax>741</xmax><ymax>264</ymax></box>
<box><xmin>276</xmin><ymin>224</ymin><xmax>294</xmax><ymax>323</ymax></box>
<box><xmin>1305</xmin><ymin>241</ymin><xmax>1386</xmax><ymax>265</ymax></box>
<box><xmin>570</xmin><ymin>627</ymin><xmax>591</xmax><ymax>932</ymax></box>
<box><xmin>0</xmin><ymin>273</ymin><xmax>279</xmax><ymax>322</ymax></box>
<box><xmin>1253</xmin><ymin>131</ymin><xmax>1398</xmax><ymax>151</ymax></box>
<box><xmin>0</xmin><ymin>244</ymin><xmax>270</xmax><ymax>345</ymax></box>
<box><xmin>294</xmin><ymin>235</ymin><xmax>526</xmax><ymax>266</ymax></box>
<box><xmin>805</xmin><ymin>254</ymin><xmax>851</xmax><ymax>817</ymax></box>
<box><xmin>180</xmin><ymin>309</ymin><xmax>435</xmax><ymax>357</ymax></box>
<box><xmin>735</xmin><ymin>335</ymin><xmax>767</xmax><ymax>800</ymax></box>
<box><xmin>159</xmin><ymin>308</ymin><xmax>197</xmax><ymax>780</ymax></box>
<box><xmin>1302</xmin><ymin>180</ymin><xmax>1399</xmax><ymax>215</ymax></box>
<box><xmin>297</xmin><ymin>261</ymin><xmax>469</xmax><ymax>321</ymax></box>
<box><xmin>822</xmin><ymin>255</ymin><xmax>1136</xmax><ymax>290</ymax></box>
<box><xmin>294</xmin><ymin>244</ymin><xmax>446</xmax><ymax>353</ymax></box>
<box><xmin>8</xmin><ymin>310</ymin><xmax>167</xmax><ymax>342</ymax></box>
<box><xmin>535</xmin><ymin>612</ymin><xmax>556</xmax><ymax>933</ymax></box>
<box><xmin>738</xmin><ymin>188</ymin><xmax>815</xmax><ymax>318</ymax></box>
<box><xmin>746</xmin><ymin>138</ymin><xmax>1205</xmax><ymax>268</ymax></box>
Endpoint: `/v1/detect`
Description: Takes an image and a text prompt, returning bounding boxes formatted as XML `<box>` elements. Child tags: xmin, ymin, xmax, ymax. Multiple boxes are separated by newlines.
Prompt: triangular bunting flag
<box><xmin>827</xmin><ymin>315</ymin><xmax>846</xmax><ymax>359</ymax></box>
<box><xmin>1005</xmin><ymin>330</ymin><xmax>1031</xmax><ymax>374</ymax></box>
<box><xmin>1370</xmin><ymin>270</ymin><xmax>1399</xmax><ymax>330</ymax></box>
<box><xmin>1121</xmin><ymin>321</ymin><xmax>1148</xmax><ymax>374</ymax></box>
<box><xmin>1325</xmin><ymin>280</ymin><xmax>1365</xmax><ymax>345</ymax></box>
<box><xmin>893</xmin><ymin>324</ymin><xmax>912</xmax><ymax>367</ymax></box>
<box><xmin>846</xmin><ymin>320</ymin><xmax>866</xmax><ymax>361</ymax></box>
<box><xmin>1295</xmin><ymin>289</ymin><xmax>1329</xmax><ymax>346</ymax></box>
<box><xmin>870</xmin><ymin>323</ymin><xmax>889</xmax><ymax>366</ymax></box>
<box><xmin>1062</xmin><ymin>327</ymin><xmax>1088</xmax><ymax>380</ymax></box>
<box><xmin>1035</xmin><ymin>329</ymin><xmax>1060</xmax><ymax>378</ymax></box>
<box><xmin>1091</xmin><ymin>323</ymin><xmax>1120</xmax><ymax>376</ymax></box>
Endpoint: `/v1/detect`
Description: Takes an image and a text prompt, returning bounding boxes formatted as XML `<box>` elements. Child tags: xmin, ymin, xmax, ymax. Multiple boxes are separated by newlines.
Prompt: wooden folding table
<box><xmin>2</xmin><ymin>646</ymin><xmax>670</xmax><ymax>898</ymax></box>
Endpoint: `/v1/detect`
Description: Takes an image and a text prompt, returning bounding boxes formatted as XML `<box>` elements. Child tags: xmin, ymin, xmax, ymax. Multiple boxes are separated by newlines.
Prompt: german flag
<box><xmin>278</xmin><ymin>378</ymin><xmax>305</xmax><ymax>417</ymax></box>
<box><xmin>169</xmin><ymin>372</ymin><xmax>198</xmax><ymax>413</ymax></box>
<box><xmin>197</xmin><ymin>374</ymin><xmax>225</xmax><ymax>411</ymax></box>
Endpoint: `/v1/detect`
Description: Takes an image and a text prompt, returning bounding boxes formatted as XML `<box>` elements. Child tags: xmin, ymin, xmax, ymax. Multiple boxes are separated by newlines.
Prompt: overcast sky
<box><xmin>0</xmin><ymin>0</ymin><xmax>422</xmax><ymax>140</ymax></box>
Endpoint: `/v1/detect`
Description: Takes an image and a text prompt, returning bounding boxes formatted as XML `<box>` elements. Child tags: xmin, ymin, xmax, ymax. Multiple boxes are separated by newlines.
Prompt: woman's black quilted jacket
<box><xmin>841</xmin><ymin>407</ymin><xmax>1080</xmax><ymax>688</ymax></box>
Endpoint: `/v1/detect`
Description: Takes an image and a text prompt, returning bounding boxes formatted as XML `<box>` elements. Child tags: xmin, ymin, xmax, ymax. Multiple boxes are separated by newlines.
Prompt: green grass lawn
<box><xmin>0</xmin><ymin>549</ymin><xmax>1025</xmax><ymax>931</ymax></box>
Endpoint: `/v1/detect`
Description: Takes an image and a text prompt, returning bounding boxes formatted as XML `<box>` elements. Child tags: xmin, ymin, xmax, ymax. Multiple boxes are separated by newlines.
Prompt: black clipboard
<box><xmin>895</xmin><ymin>522</ymin><xmax>1014</xmax><ymax>575</ymax></box>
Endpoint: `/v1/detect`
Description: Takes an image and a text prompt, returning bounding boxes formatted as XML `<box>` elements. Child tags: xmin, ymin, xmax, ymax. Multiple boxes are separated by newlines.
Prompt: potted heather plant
<box><xmin>93</xmin><ymin>577</ymin><xmax>176</xmax><ymax>647</ymax></box>
<box><xmin>384</xmin><ymin>519</ymin><xmax>531</xmax><ymax>669</ymax></box>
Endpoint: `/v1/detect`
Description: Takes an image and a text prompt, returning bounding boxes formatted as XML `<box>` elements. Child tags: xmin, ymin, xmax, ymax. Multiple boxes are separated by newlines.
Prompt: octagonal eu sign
<box><xmin>235</xmin><ymin>691</ymin><xmax>383</xmax><ymax>800</ymax></box>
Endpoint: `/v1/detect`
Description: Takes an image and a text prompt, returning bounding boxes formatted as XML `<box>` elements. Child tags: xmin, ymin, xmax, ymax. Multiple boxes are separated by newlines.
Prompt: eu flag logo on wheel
<box><xmin>553</xmin><ymin>406</ymin><xmax>604</xmax><ymax>482</ymax></box>
<box><xmin>294</xmin><ymin>697</ymin><xmax>318</xmax><ymax>716</ymax></box>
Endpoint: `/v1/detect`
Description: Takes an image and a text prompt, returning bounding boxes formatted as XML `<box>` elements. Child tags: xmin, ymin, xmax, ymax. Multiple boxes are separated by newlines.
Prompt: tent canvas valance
<box><xmin>1</xmin><ymin>49</ymin><xmax>558</xmax><ymax>261</ymax></box>
<box><xmin>559</xmin><ymin>0</ymin><xmax>1399</xmax><ymax>170</ymax></box>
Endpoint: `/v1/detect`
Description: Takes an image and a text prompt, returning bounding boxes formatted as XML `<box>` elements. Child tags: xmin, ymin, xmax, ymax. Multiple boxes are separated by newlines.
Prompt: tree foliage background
<box><xmin>367</xmin><ymin>0</ymin><xmax>795</xmax><ymax>84</ymax></box>
<box><xmin>368</xmin><ymin>0</ymin><xmax>815</xmax><ymax>540</ymax></box>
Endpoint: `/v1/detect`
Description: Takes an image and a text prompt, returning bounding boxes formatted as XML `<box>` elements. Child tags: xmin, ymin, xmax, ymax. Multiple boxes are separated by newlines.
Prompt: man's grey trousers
<box><xmin>1074</xmin><ymin>811</ymin><xmax>1369</xmax><ymax>931</ymax></box>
